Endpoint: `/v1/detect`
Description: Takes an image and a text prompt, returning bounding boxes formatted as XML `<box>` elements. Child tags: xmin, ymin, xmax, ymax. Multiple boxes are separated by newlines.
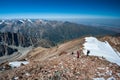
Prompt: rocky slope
<box><xmin>0</xmin><ymin>36</ymin><xmax>120</xmax><ymax>80</ymax></box>
<box><xmin>99</xmin><ymin>33</ymin><xmax>120</xmax><ymax>52</ymax></box>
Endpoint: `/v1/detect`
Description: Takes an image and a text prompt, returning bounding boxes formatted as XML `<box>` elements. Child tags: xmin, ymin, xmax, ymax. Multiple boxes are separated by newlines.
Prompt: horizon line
<box><xmin>0</xmin><ymin>14</ymin><xmax>120</xmax><ymax>19</ymax></box>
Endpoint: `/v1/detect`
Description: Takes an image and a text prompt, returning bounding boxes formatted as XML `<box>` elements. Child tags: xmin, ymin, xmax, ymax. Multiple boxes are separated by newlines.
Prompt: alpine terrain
<box><xmin>0</xmin><ymin>19</ymin><xmax>120</xmax><ymax>80</ymax></box>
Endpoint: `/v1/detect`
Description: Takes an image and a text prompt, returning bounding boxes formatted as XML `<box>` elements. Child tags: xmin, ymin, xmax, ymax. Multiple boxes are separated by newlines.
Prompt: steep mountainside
<box><xmin>0</xmin><ymin>32</ymin><xmax>54</xmax><ymax>57</ymax></box>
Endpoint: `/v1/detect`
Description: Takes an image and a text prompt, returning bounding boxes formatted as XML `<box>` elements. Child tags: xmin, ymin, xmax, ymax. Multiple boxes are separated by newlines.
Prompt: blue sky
<box><xmin>0</xmin><ymin>0</ymin><xmax>120</xmax><ymax>19</ymax></box>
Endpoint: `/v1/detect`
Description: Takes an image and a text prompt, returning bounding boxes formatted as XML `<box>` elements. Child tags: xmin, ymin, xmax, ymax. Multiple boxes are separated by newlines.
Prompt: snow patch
<box><xmin>97</xmin><ymin>67</ymin><xmax>105</xmax><ymax>70</ymax></box>
<box><xmin>106</xmin><ymin>70</ymin><xmax>112</xmax><ymax>76</ymax></box>
<box><xmin>9</xmin><ymin>61</ymin><xmax>29</xmax><ymax>68</ymax></box>
<box><xmin>40</xmin><ymin>19</ymin><xmax>47</xmax><ymax>25</ymax></box>
<box><xmin>93</xmin><ymin>77</ymin><xmax>105</xmax><ymax>80</ymax></box>
<box><xmin>107</xmin><ymin>76</ymin><xmax>116</xmax><ymax>80</ymax></box>
<box><xmin>14</xmin><ymin>77</ymin><xmax>19</xmax><ymax>80</ymax></box>
<box><xmin>25</xmin><ymin>72</ymin><xmax>30</xmax><ymax>76</ymax></box>
<box><xmin>93</xmin><ymin>77</ymin><xmax>116</xmax><ymax>80</ymax></box>
<box><xmin>83</xmin><ymin>37</ymin><xmax>120</xmax><ymax>66</ymax></box>
<box><xmin>97</xmin><ymin>72</ymin><xmax>105</xmax><ymax>76</ymax></box>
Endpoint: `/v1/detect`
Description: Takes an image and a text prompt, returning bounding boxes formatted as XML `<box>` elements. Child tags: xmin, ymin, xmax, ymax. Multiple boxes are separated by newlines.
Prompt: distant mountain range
<box><xmin>0</xmin><ymin>19</ymin><xmax>119</xmax><ymax>57</ymax></box>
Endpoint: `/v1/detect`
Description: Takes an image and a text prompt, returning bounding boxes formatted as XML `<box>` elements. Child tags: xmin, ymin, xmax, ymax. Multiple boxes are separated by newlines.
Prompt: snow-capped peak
<box><xmin>0</xmin><ymin>20</ymin><xmax>5</xmax><ymax>24</ymax></box>
<box><xmin>38</xmin><ymin>19</ymin><xmax>47</xmax><ymax>24</ymax></box>
<box><xmin>83</xmin><ymin>37</ymin><xmax>120</xmax><ymax>66</ymax></box>
<box><xmin>19</xmin><ymin>20</ymin><xmax>24</xmax><ymax>23</ymax></box>
<box><xmin>27</xmin><ymin>19</ymin><xmax>33</xmax><ymax>23</ymax></box>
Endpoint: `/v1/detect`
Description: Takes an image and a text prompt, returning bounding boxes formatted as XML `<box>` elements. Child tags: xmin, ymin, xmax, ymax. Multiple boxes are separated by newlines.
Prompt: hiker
<box><xmin>77</xmin><ymin>51</ymin><xmax>80</xmax><ymax>58</ymax></box>
<box><xmin>87</xmin><ymin>50</ymin><xmax>90</xmax><ymax>56</ymax></box>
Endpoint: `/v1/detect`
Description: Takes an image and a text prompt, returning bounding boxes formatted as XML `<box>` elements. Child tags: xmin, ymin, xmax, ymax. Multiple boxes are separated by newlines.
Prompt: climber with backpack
<box><xmin>87</xmin><ymin>50</ymin><xmax>90</xmax><ymax>56</ymax></box>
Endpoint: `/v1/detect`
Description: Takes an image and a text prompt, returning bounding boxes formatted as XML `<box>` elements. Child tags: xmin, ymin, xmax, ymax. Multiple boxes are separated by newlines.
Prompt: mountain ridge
<box><xmin>0</xmin><ymin>36</ymin><xmax>120</xmax><ymax>80</ymax></box>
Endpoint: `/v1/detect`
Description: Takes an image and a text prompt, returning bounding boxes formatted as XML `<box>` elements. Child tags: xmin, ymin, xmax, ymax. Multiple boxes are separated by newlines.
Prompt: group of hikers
<box><xmin>59</xmin><ymin>49</ymin><xmax>90</xmax><ymax>59</ymax></box>
<box><xmin>72</xmin><ymin>49</ymin><xmax>90</xmax><ymax>58</ymax></box>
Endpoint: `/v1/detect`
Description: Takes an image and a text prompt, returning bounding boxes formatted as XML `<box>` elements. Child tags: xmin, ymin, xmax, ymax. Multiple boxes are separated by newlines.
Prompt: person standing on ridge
<box><xmin>77</xmin><ymin>51</ymin><xmax>80</xmax><ymax>58</ymax></box>
<box><xmin>87</xmin><ymin>50</ymin><xmax>90</xmax><ymax>56</ymax></box>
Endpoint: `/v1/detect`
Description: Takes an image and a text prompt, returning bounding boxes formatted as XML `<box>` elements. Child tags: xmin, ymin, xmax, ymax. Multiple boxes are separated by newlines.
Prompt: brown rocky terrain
<box><xmin>99</xmin><ymin>36</ymin><xmax>120</xmax><ymax>52</ymax></box>
<box><xmin>0</xmin><ymin>36</ymin><xmax>120</xmax><ymax>80</ymax></box>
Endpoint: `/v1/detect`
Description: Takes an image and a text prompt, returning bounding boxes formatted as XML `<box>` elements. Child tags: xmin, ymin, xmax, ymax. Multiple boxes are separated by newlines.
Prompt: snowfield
<box><xmin>83</xmin><ymin>37</ymin><xmax>120</xmax><ymax>66</ymax></box>
<box><xmin>93</xmin><ymin>77</ymin><xmax>105</xmax><ymax>80</ymax></box>
<box><xmin>93</xmin><ymin>76</ymin><xmax>116</xmax><ymax>80</ymax></box>
<box><xmin>9</xmin><ymin>61</ymin><xmax>29</xmax><ymax>67</ymax></box>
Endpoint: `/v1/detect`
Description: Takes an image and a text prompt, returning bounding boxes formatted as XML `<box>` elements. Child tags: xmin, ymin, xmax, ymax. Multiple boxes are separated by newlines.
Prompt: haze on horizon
<box><xmin>0</xmin><ymin>0</ymin><xmax>120</xmax><ymax>19</ymax></box>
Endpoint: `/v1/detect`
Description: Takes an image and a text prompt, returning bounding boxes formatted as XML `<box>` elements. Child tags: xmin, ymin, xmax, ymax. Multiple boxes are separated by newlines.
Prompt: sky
<box><xmin>0</xmin><ymin>0</ymin><xmax>120</xmax><ymax>19</ymax></box>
